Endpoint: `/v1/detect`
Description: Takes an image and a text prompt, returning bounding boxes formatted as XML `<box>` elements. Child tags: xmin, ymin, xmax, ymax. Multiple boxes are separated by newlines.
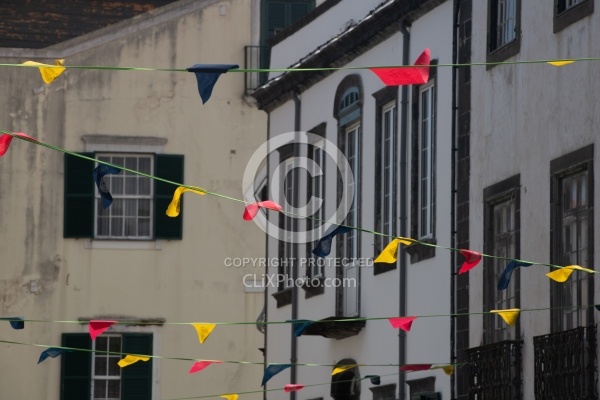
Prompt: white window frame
<box><xmin>280</xmin><ymin>157</ymin><xmax>295</xmax><ymax>288</ymax></box>
<box><xmin>342</xmin><ymin>123</ymin><xmax>360</xmax><ymax>260</ymax></box>
<box><xmin>496</xmin><ymin>0</ymin><xmax>517</xmax><ymax>48</ymax></box>
<box><xmin>309</xmin><ymin>139</ymin><xmax>326</xmax><ymax>278</ymax></box>
<box><xmin>379</xmin><ymin>102</ymin><xmax>396</xmax><ymax>239</ymax></box>
<box><xmin>419</xmin><ymin>84</ymin><xmax>435</xmax><ymax>240</ymax></box>
<box><xmin>91</xmin><ymin>334</ymin><xmax>122</xmax><ymax>400</ymax></box>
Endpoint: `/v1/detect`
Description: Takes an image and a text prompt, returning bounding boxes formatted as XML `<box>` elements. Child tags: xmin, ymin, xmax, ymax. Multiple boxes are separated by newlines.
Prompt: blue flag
<box><xmin>38</xmin><ymin>348</ymin><xmax>69</xmax><ymax>364</ymax></box>
<box><xmin>93</xmin><ymin>165</ymin><xmax>122</xmax><ymax>209</ymax></box>
<box><xmin>187</xmin><ymin>64</ymin><xmax>239</xmax><ymax>104</ymax></box>
<box><xmin>497</xmin><ymin>260</ymin><xmax>533</xmax><ymax>290</ymax></box>
<box><xmin>261</xmin><ymin>364</ymin><xmax>292</xmax><ymax>386</ymax></box>
<box><xmin>1</xmin><ymin>317</ymin><xmax>24</xmax><ymax>330</ymax></box>
<box><xmin>312</xmin><ymin>225</ymin><xmax>352</xmax><ymax>257</ymax></box>
<box><xmin>287</xmin><ymin>320</ymin><xmax>314</xmax><ymax>337</ymax></box>
<box><xmin>365</xmin><ymin>375</ymin><xmax>381</xmax><ymax>385</ymax></box>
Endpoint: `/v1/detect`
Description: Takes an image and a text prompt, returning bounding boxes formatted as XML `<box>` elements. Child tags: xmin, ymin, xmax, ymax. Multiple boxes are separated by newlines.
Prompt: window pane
<box><xmin>108</xmin><ymin>336</ymin><xmax>121</xmax><ymax>352</ymax></box>
<box><xmin>139</xmin><ymin>176</ymin><xmax>151</xmax><ymax>195</ymax></box>
<box><xmin>108</xmin><ymin>358</ymin><xmax>120</xmax><ymax>376</ymax></box>
<box><xmin>139</xmin><ymin>157</ymin><xmax>151</xmax><ymax>174</ymax></box>
<box><xmin>94</xmin><ymin>380</ymin><xmax>106</xmax><ymax>398</ymax></box>
<box><xmin>138</xmin><ymin>200</ymin><xmax>151</xmax><ymax>217</ymax></box>
<box><xmin>139</xmin><ymin>218</ymin><xmax>151</xmax><ymax>237</ymax></box>
<box><xmin>111</xmin><ymin>218</ymin><xmax>123</xmax><ymax>237</ymax></box>
<box><xmin>107</xmin><ymin>380</ymin><xmax>120</xmax><ymax>399</ymax></box>
<box><xmin>95</xmin><ymin>357</ymin><xmax>107</xmax><ymax>376</ymax></box>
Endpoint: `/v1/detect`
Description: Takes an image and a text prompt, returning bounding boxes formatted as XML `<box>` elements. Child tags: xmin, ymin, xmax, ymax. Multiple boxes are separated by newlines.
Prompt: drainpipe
<box><xmin>398</xmin><ymin>20</ymin><xmax>410</xmax><ymax>400</ymax></box>
<box><xmin>263</xmin><ymin>113</ymin><xmax>271</xmax><ymax>400</ymax></box>
<box><xmin>450</xmin><ymin>2</ymin><xmax>460</xmax><ymax>399</ymax></box>
<box><xmin>290</xmin><ymin>90</ymin><xmax>301</xmax><ymax>400</ymax></box>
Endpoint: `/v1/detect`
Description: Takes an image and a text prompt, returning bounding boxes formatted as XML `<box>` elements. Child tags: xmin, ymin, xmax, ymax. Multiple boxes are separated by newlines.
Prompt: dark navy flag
<box><xmin>0</xmin><ymin>317</ymin><xmax>24</xmax><ymax>330</ymax></box>
<box><xmin>287</xmin><ymin>319</ymin><xmax>314</xmax><ymax>337</ymax></box>
<box><xmin>365</xmin><ymin>375</ymin><xmax>381</xmax><ymax>385</ymax></box>
<box><xmin>497</xmin><ymin>260</ymin><xmax>533</xmax><ymax>290</ymax></box>
<box><xmin>312</xmin><ymin>225</ymin><xmax>353</xmax><ymax>258</ymax></box>
<box><xmin>261</xmin><ymin>364</ymin><xmax>292</xmax><ymax>386</ymax></box>
<box><xmin>93</xmin><ymin>165</ymin><xmax>122</xmax><ymax>209</ymax></box>
<box><xmin>187</xmin><ymin>64</ymin><xmax>239</xmax><ymax>104</ymax></box>
<box><xmin>38</xmin><ymin>348</ymin><xmax>70</xmax><ymax>364</ymax></box>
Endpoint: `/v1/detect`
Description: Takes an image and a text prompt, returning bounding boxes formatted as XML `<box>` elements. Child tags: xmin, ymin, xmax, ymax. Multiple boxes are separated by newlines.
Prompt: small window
<box><xmin>487</xmin><ymin>0</ymin><xmax>521</xmax><ymax>64</ymax></box>
<box><xmin>554</xmin><ymin>0</ymin><xmax>594</xmax><ymax>32</ymax></box>
<box><xmin>92</xmin><ymin>335</ymin><xmax>122</xmax><ymax>399</ymax></box>
<box><xmin>419</xmin><ymin>84</ymin><xmax>435</xmax><ymax>240</ymax></box>
<box><xmin>331</xmin><ymin>360</ymin><xmax>360</xmax><ymax>400</ymax></box>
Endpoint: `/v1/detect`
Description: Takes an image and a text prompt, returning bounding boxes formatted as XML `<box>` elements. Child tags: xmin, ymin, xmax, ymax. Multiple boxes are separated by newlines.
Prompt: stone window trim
<box><xmin>554</xmin><ymin>0</ymin><xmax>594</xmax><ymax>33</ymax></box>
<box><xmin>486</xmin><ymin>0</ymin><xmax>521</xmax><ymax>68</ymax></box>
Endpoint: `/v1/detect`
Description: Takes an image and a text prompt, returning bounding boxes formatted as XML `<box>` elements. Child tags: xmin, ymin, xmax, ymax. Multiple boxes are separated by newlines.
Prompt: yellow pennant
<box><xmin>166</xmin><ymin>186</ymin><xmax>206</xmax><ymax>217</ymax></box>
<box><xmin>219</xmin><ymin>395</ymin><xmax>239</xmax><ymax>400</ymax></box>
<box><xmin>332</xmin><ymin>364</ymin><xmax>357</xmax><ymax>376</ymax></box>
<box><xmin>374</xmin><ymin>237</ymin><xmax>415</xmax><ymax>263</ymax></box>
<box><xmin>547</xmin><ymin>60</ymin><xmax>575</xmax><ymax>67</ymax></box>
<box><xmin>22</xmin><ymin>59</ymin><xmax>66</xmax><ymax>84</ymax></box>
<box><xmin>118</xmin><ymin>355</ymin><xmax>150</xmax><ymax>368</ymax></box>
<box><xmin>490</xmin><ymin>309</ymin><xmax>520</xmax><ymax>327</ymax></box>
<box><xmin>546</xmin><ymin>265</ymin><xmax>595</xmax><ymax>283</ymax></box>
<box><xmin>431</xmin><ymin>364</ymin><xmax>455</xmax><ymax>376</ymax></box>
<box><xmin>192</xmin><ymin>323</ymin><xmax>216</xmax><ymax>344</ymax></box>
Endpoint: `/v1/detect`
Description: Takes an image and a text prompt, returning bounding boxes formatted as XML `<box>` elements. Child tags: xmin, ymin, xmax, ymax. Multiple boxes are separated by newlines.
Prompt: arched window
<box><xmin>331</xmin><ymin>359</ymin><xmax>361</xmax><ymax>400</ymax></box>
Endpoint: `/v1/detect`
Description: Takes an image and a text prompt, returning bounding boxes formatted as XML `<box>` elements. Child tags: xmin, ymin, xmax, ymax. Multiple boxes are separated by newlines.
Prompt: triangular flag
<box><xmin>192</xmin><ymin>323</ymin><xmax>216</xmax><ymax>344</ymax></box>
<box><xmin>189</xmin><ymin>360</ymin><xmax>222</xmax><ymax>374</ymax></box>
<box><xmin>284</xmin><ymin>384</ymin><xmax>305</xmax><ymax>392</ymax></box>
<box><xmin>400</xmin><ymin>364</ymin><xmax>432</xmax><ymax>372</ymax></box>
<box><xmin>262</xmin><ymin>364</ymin><xmax>292</xmax><ymax>386</ymax></box>
<box><xmin>187</xmin><ymin>64</ymin><xmax>239</xmax><ymax>104</ymax></box>
<box><xmin>219</xmin><ymin>395</ymin><xmax>238</xmax><ymax>400</ymax></box>
<box><xmin>546</xmin><ymin>265</ymin><xmax>595</xmax><ymax>283</ymax></box>
<box><xmin>166</xmin><ymin>186</ymin><xmax>206</xmax><ymax>217</ymax></box>
<box><xmin>490</xmin><ymin>309</ymin><xmax>520</xmax><ymax>327</ymax></box>
<box><xmin>118</xmin><ymin>355</ymin><xmax>150</xmax><ymax>368</ymax></box>
<box><xmin>243</xmin><ymin>201</ymin><xmax>283</xmax><ymax>221</ymax></box>
<box><xmin>0</xmin><ymin>317</ymin><xmax>25</xmax><ymax>330</ymax></box>
<box><xmin>312</xmin><ymin>225</ymin><xmax>352</xmax><ymax>257</ymax></box>
<box><xmin>37</xmin><ymin>348</ymin><xmax>69</xmax><ymax>364</ymax></box>
<box><xmin>458</xmin><ymin>249</ymin><xmax>482</xmax><ymax>274</ymax></box>
<box><xmin>370</xmin><ymin>49</ymin><xmax>430</xmax><ymax>86</ymax></box>
<box><xmin>547</xmin><ymin>60</ymin><xmax>575</xmax><ymax>66</ymax></box>
<box><xmin>374</xmin><ymin>237</ymin><xmax>415</xmax><ymax>263</ymax></box>
<box><xmin>93</xmin><ymin>165</ymin><xmax>122</xmax><ymax>209</ymax></box>
<box><xmin>288</xmin><ymin>320</ymin><xmax>314</xmax><ymax>337</ymax></box>
<box><xmin>365</xmin><ymin>375</ymin><xmax>381</xmax><ymax>385</ymax></box>
<box><xmin>431</xmin><ymin>364</ymin><xmax>455</xmax><ymax>376</ymax></box>
<box><xmin>332</xmin><ymin>364</ymin><xmax>356</xmax><ymax>376</ymax></box>
<box><xmin>0</xmin><ymin>132</ymin><xmax>38</xmax><ymax>157</ymax></box>
<box><xmin>497</xmin><ymin>260</ymin><xmax>533</xmax><ymax>290</ymax></box>
<box><xmin>88</xmin><ymin>320</ymin><xmax>116</xmax><ymax>340</ymax></box>
<box><xmin>388</xmin><ymin>316</ymin><xmax>417</xmax><ymax>332</ymax></box>
<box><xmin>22</xmin><ymin>59</ymin><xmax>66</xmax><ymax>83</ymax></box>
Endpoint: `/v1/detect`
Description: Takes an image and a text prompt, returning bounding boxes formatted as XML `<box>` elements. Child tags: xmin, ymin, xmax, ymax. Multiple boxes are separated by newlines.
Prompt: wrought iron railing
<box><xmin>533</xmin><ymin>325</ymin><xmax>598</xmax><ymax>400</ymax></box>
<box><xmin>244</xmin><ymin>45</ymin><xmax>268</xmax><ymax>95</ymax></box>
<box><xmin>466</xmin><ymin>340</ymin><xmax>523</xmax><ymax>399</ymax></box>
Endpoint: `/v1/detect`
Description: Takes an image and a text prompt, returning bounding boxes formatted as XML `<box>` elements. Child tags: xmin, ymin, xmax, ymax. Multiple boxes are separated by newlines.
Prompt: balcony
<box><xmin>466</xmin><ymin>340</ymin><xmax>523</xmax><ymax>399</ymax></box>
<box><xmin>301</xmin><ymin>316</ymin><xmax>366</xmax><ymax>340</ymax></box>
<box><xmin>244</xmin><ymin>45</ymin><xmax>268</xmax><ymax>95</ymax></box>
<box><xmin>533</xmin><ymin>325</ymin><xmax>598</xmax><ymax>400</ymax></box>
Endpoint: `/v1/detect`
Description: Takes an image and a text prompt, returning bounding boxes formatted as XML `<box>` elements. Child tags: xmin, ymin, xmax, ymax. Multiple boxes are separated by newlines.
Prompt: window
<box><xmin>554</xmin><ymin>0</ymin><xmax>594</xmax><ymax>32</ymax></box>
<box><xmin>487</xmin><ymin>0</ymin><xmax>521</xmax><ymax>64</ymax></box>
<box><xmin>331</xmin><ymin>359</ymin><xmax>360</xmax><ymax>400</ymax></box>
<box><xmin>64</xmin><ymin>152</ymin><xmax>184</xmax><ymax>240</ymax></box>
<box><xmin>280</xmin><ymin>156</ymin><xmax>295</xmax><ymax>289</ymax></box>
<box><xmin>60</xmin><ymin>333</ymin><xmax>153</xmax><ymax>400</ymax></box>
<box><xmin>372</xmin><ymin>86</ymin><xmax>397</xmax><ymax>274</ymax></box>
<box><xmin>483</xmin><ymin>175</ymin><xmax>520</xmax><ymax>343</ymax></box>
<box><xmin>340</xmin><ymin>122</ymin><xmax>360</xmax><ymax>261</ymax></box>
<box><xmin>551</xmin><ymin>145</ymin><xmax>594</xmax><ymax>332</ymax></box>
<box><xmin>307</xmin><ymin>136</ymin><xmax>326</xmax><ymax>280</ymax></box>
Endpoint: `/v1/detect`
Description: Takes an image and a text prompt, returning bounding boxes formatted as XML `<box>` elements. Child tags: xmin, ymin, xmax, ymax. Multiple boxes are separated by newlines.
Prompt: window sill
<box><xmin>486</xmin><ymin>37</ymin><xmax>520</xmax><ymax>70</ymax></box>
<box><xmin>82</xmin><ymin>239</ymin><xmax>164</xmax><ymax>250</ymax></box>
<box><xmin>272</xmin><ymin>287</ymin><xmax>293</xmax><ymax>308</ymax></box>
<box><xmin>406</xmin><ymin>238</ymin><xmax>436</xmax><ymax>263</ymax></box>
<box><xmin>301</xmin><ymin>316</ymin><xmax>366</xmax><ymax>340</ymax></box>
<box><xmin>302</xmin><ymin>277</ymin><xmax>325</xmax><ymax>299</ymax></box>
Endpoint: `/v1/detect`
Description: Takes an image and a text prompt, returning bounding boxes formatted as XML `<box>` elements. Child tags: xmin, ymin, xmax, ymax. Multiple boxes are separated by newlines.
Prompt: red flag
<box><xmin>243</xmin><ymin>201</ymin><xmax>283</xmax><ymax>220</ymax></box>
<box><xmin>388</xmin><ymin>316</ymin><xmax>417</xmax><ymax>332</ymax></box>
<box><xmin>189</xmin><ymin>360</ymin><xmax>222</xmax><ymax>374</ymax></box>
<box><xmin>0</xmin><ymin>132</ymin><xmax>38</xmax><ymax>156</ymax></box>
<box><xmin>370</xmin><ymin>49</ymin><xmax>430</xmax><ymax>86</ymax></box>
<box><xmin>458</xmin><ymin>249</ymin><xmax>482</xmax><ymax>274</ymax></box>
<box><xmin>284</xmin><ymin>384</ymin><xmax>305</xmax><ymax>392</ymax></box>
<box><xmin>400</xmin><ymin>364</ymin><xmax>432</xmax><ymax>372</ymax></box>
<box><xmin>88</xmin><ymin>320</ymin><xmax>117</xmax><ymax>340</ymax></box>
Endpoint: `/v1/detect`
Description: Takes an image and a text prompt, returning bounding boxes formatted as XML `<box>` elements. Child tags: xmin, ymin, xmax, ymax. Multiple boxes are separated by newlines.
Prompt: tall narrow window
<box><xmin>341</xmin><ymin>123</ymin><xmax>360</xmax><ymax>260</ymax></box>
<box><xmin>308</xmin><ymin>138</ymin><xmax>326</xmax><ymax>278</ymax></box>
<box><xmin>487</xmin><ymin>0</ymin><xmax>521</xmax><ymax>63</ymax></box>
<box><xmin>483</xmin><ymin>176</ymin><xmax>520</xmax><ymax>343</ymax></box>
<box><xmin>551</xmin><ymin>145</ymin><xmax>594</xmax><ymax>332</ymax></box>
<box><xmin>92</xmin><ymin>335</ymin><xmax>122</xmax><ymax>399</ymax></box>
<box><xmin>419</xmin><ymin>84</ymin><xmax>435</xmax><ymax>240</ymax></box>
<box><xmin>280</xmin><ymin>157</ymin><xmax>295</xmax><ymax>290</ymax></box>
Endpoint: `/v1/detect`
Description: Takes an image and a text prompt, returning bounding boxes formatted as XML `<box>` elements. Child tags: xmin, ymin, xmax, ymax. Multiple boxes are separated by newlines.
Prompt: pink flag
<box><xmin>189</xmin><ymin>360</ymin><xmax>222</xmax><ymax>374</ymax></box>
<box><xmin>458</xmin><ymin>249</ymin><xmax>482</xmax><ymax>274</ymax></box>
<box><xmin>400</xmin><ymin>364</ymin><xmax>432</xmax><ymax>372</ymax></box>
<box><xmin>284</xmin><ymin>384</ymin><xmax>305</xmax><ymax>393</ymax></box>
<box><xmin>88</xmin><ymin>320</ymin><xmax>117</xmax><ymax>340</ymax></box>
<box><xmin>388</xmin><ymin>316</ymin><xmax>417</xmax><ymax>332</ymax></box>
<box><xmin>0</xmin><ymin>132</ymin><xmax>38</xmax><ymax>156</ymax></box>
<box><xmin>370</xmin><ymin>49</ymin><xmax>430</xmax><ymax>86</ymax></box>
<box><xmin>243</xmin><ymin>201</ymin><xmax>283</xmax><ymax>220</ymax></box>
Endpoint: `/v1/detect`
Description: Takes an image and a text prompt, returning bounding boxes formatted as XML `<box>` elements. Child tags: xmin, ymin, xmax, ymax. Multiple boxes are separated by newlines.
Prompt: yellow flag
<box><xmin>118</xmin><ymin>355</ymin><xmax>150</xmax><ymax>368</ymax></box>
<box><xmin>374</xmin><ymin>237</ymin><xmax>415</xmax><ymax>263</ymax></box>
<box><xmin>547</xmin><ymin>60</ymin><xmax>575</xmax><ymax>67</ymax></box>
<box><xmin>332</xmin><ymin>364</ymin><xmax>356</xmax><ymax>376</ymax></box>
<box><xmin>166</xmin><ymin>186</ymin><xmax>206</xmax><ymax>217</ymax></box>
<box><xmin>22</xmin><ymin>59</ymin><xmax>66</xmax><ymax>84</ymax></box>
<box><xmin>490</xmin><ymin>309</ymin><xmax>520</xmax><ymax>327</ymax></box>
<box><xmin>546</xmin><ymin>265</ymin><xmax>595</xmax><ymax>283</ymax></box>
<box><xmin>220</xmin><ymin>395</ymin><xmax>238</xmax><ymax>400</ymax></box>
<box><xmin>431</xmin><ymin>364</ymin><xmax>455</xmax><ymax>376</ymax></box>
<box><xmin>192</xmin><ymin>323</ymin><xmax>216</xmax><ymax>344</ymax></box>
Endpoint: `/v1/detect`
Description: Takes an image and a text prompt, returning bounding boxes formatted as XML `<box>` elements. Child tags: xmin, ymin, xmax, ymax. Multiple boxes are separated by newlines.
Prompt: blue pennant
<box><xmin>187</xmin><ymin>64</ymin><xmax>239</xmax><ymax>104</ymax></box>
<box><xmin>312</xmin><ymin>225</ymin><xmax>352</xmax><ymax>258</ymax></box>
<box><xmin>287</xmin><ymin>319</ymin><xmax>314</xmax><ymax>337</ymax></box>
<box><xmin>1</xmin><ymin>317</ymin><xmax>24</xmax><ymax>330</ymax></box>
<box><xmin>38</xmin><ymin>348</ymin><xmax>69</xmax><ymax>364</ymax></box>
<box><xmin>93</xmin><ymin>165</ymin><xmax>122</xmax><ymax>209</ymax></box>
<box><xmin>497</xmin><ymin>260</ymin><xmax>533</xmax><ymax>290</ymax></box>
<box><xmin>261</xmin><ymin>364</ymin><xmax>292</xmax><ymax>386</ymax></box>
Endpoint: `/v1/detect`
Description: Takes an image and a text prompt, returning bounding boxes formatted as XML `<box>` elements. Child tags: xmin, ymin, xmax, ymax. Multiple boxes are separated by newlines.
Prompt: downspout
<box><xmin>263</xmin><ymin>113</ymin><xmax>271</xmax><ymax>400</ymax></box>
<box><xmin>290</xmin><ymin>90</ymin><xmax>301</xmax><ymax>400</ymax></box>
<box><xmin>450</xmin><ymin>2</ymin><xmax>460</xmax><ymax>399</ymax></box>
<box><xmin>398</xmin><ymin>21</ymin><xmax>410</xmax><ymax>400</ymax></box>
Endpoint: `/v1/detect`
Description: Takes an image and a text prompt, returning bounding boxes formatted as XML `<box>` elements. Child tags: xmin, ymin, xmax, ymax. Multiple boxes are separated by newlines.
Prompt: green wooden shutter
<box><xmin>122</xmin><ymin>333</ymin><xmax>153</xmax><ymax>399</ymax></box>
<box><xmin>154</xmin><ymin>154</ymin><xmax>184</xmax><ymax>239</ymax></box>
<box><xmin>64</xmin><ymin>153</ymin><xmax>95</xmax><ymax>238</ymax></box>
<box><xmin>290</xmin><ymin>2</ymin><xmax>313</xmax><ymax>24</ymax></box>
<box><xmin>60</xmin><ymin>333</ymin><xmax>91</xmax><ymax>400</ymax></box>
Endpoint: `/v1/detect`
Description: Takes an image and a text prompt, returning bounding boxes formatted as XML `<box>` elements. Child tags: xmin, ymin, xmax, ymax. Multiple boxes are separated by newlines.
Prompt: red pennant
<box><xmin>400</xmin><ymin>364</ymin><xmax>432</xmax><ymax>372</ymax></box>
<box><xmin>370</xmin><ymin>49</ymin><xmax>430</xmax><ymax>86</ymax></box>
<box><xmin>388</xmin><ymin>316</ymin><xmax>417</xmax><ymax>332</ymax></box>
<box><xmin>243</xmin><ymin>200</ymin><xmax>283</xmax><ymax>220</ymax></box>
<box><xmin>284</xmin><ymin>384</ymin><xmax>305</xmax><ymax>393</ymax></box>
<box><xmin>88</xmin><ymin>320</ymin><xmax>117</xmax><ymax>340</ymax></box>
<box><xmin>458</xmin><ymin>249</ymin><xmax>482</xmax><ymax>274</ymax></box>
<box><xmin>189</xmin><ymin>360</ymin><xmax>222</xmax><ymax>374</ymax></box>
<box><xmin>0</xmin><ymin>132</ymin><xmax>38</xmax><ymax>156</ymax></box>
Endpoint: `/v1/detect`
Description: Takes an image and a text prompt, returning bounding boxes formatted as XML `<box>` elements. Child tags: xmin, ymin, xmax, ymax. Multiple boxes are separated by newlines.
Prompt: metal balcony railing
<box><xmin>244</xmin><ymin>45</ymin><xmax>268</xmax><ymax>95</ymax></box>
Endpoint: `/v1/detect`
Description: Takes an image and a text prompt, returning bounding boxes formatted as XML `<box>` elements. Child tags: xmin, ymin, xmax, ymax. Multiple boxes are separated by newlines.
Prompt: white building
<box><xmin>252</xmin><ymin>1</ymin><xmax>454</xmax><ymax>399</ymax></box>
